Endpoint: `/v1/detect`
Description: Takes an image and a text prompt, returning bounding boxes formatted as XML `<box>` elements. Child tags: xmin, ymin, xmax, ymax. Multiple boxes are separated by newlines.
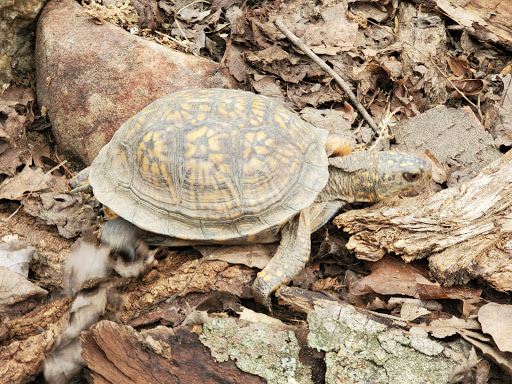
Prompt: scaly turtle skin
<box><xmin>87</xmin><ymin>88</ymin><xmax>432</xmax><ymax>309</ymax></box>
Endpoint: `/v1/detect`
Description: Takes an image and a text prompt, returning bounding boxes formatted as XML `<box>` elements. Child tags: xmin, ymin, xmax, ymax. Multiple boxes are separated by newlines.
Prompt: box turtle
<box><xmin>83</xmin><ymin>88</ymin><xmax>431</xmax><ymax>308</ymax></box>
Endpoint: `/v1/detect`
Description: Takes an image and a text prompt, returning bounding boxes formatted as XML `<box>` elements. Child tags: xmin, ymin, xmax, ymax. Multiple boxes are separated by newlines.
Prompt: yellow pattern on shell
<box><xmin>88</xmin><ymin>88</ymin><xmax>330</xmax><ymax>241</ymax></box>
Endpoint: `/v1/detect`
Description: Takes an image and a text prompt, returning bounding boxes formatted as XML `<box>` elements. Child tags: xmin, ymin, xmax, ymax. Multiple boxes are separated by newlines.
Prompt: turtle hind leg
<box><xmin>251</xmin><ymin>208</ymin><xmax>311</xmax><ymax>311</ymax></box>
<box><xmin>101</xmin><ymin>217</ymin><xmax>147</xmax><ymax>261</ymax></box>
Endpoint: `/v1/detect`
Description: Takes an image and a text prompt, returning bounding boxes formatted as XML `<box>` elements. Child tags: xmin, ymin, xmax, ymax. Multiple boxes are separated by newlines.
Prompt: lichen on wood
<box><xmin>308</xmin><ymin>299</ymin><xmax>470</xmax><ymax>384</ymax></box>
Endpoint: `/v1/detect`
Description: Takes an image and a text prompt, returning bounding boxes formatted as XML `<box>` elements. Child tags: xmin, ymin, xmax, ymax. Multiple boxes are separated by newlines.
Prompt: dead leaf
<box><xmin>0</xmin><ymin>266</ymin><xmax>48</xmax><ymax>317</ymax></box>
<box><xmin>447</xmin><ymin>347</ymin><xmax>481</xmax><ymax>384</ymax></box>
<box><xmin>447</xmin><ymin>78</ymin><xmax>486</xmax><ymax>96</ymax></box>
<box><xmin>195</xmin><ymin>291</ymin><xmax>242</xmax><ymax>314</ymax></box>
<box><xmin>435</xmin><ymin>0</ymin><xmax>502</xmax><ymax>46</ymax></box>
<box><xmin>223</xmin><ymin>43</ymin><xmax>250</xmax><ymax>83</ymax></box>
<box><xmin>30</xmin><ymin>136</ymin><xmax>52</xmax><ymax>169</ymax></box>
<box><xmin>187</xmin><ymin>24</ymin><xmax>206</xmax><ymax>55</ymax></box>
<box><xmin>0</xmin><ymin>88</ymin><xmax>34</xmax><ymax>176</ymax></box>
<box><xmin>0</xmin><ymin>239</ymin><xmax>37</xmax><ymax>277</ymax></box>
<box><xmin>131</xmin><ymin>0</ymin><xmax>164</xmax><ymax>29</ymax></box>
<box><xmin>447</xmin><ymin>56</ymin><xmax>472</xmax><ymax>78</ymax></box>
<box><xmin>226</xmin><ymin>6</ymin><xmax>248</xmax><ymax>38</ymax></box>
<box><xmin>350</xmin><ymin>2</ymin><xmax>394</xmax><ymax>23</ymax></box>
<box><xmin>251</xmin><ymin>76</ymin><xmax>284</xmax><ymax>100</ymax></box>
<box><xmin>420</xmin><ymin>316</ymin><xmax>481</xmax><ymax>339</ymax></box>
<box><xmin>379</xmin><ymin>56</ymin><xmax>403</xmax><ymax>80</ymax></box>
<box><xmin>291</xmin><ymin>263</ymin><xmax>319</xmax><ymax>290</ymax></box>
<box><xmin>211</xmin><ymin>0</ymin><xmax>243</xmax><ymax>10</ymax></box>
<box><xmin>299</xmin><ymin>107</ymin><xmax>355</xmax><ymax>137</ymax></box>
<box><xmin>400</xmin><ymin>302</ymin><xmax>431</xmax><ymax>321</ymax></box>
<box><xmin>295</xmin><ymin>3</ymin><xmax>358</xmax><ymax>55</ymax></box>
<box><xmin>311</xmin><ymin>277</ymin><xmax>341</xmax><ymax>292</ymax></box>
<box><xmin>245</xmin><ymin>46</ymin><xmax>308</xmax><ymax>84</ymax></box>
<box><xmin>0</xmin><ymin>165</ymin><xmax>54</xmax><ymax>200</ymax></box>
<box><xmin>365</xmin><ymin>295</ymin><xmax>388</xmax><ymax>311</ymax></box>
<box><xmin>353</xmin><ymin>64</ymin><xmax>389</xmax><ymax>96</ymax></box>
<box><xmin>287</xmin><ymin>84</ymin><xmax>343</xmax><ymax>109</ymax></box>
<box><xmin>475</xmin><ymin>359</ymin><xmax>491</xmax><ymax>384</ymax></box>
<box><xmin>350</xmin><ymin>257</ymin><xmax>484</xmax><ymax>317</ymax></box>
<box><xmin>478</xmin><ymin>303</ymin><xmax>512</xmax><ymax>353</ymax></box>
<box><xmin>349</xmin><ymin>257</ymin><xmax>443</xmax><ymax>298</ymax></box>
<box><xmin>178</xmin><ymin>7</ymin><xmax>211</xmax><ymax>23</ymax></box>
<box><xmin>442</xmin><ymin>285</ymin><xmax>483</xmax><ymax>318</ymax></box>
<box><xmin>23</xmin><ymin>191</ymin><xmax>99</xmax><ymax>239</ymax></box>
<box><xmin>459</xmin><ymin>329</ymin><xmax>512</xmax><ymax>376</ymax></box>
<box><xmin>387</xmin><ymin>297</ymin><xmax>442</xmax><ymax>312</ymax></box>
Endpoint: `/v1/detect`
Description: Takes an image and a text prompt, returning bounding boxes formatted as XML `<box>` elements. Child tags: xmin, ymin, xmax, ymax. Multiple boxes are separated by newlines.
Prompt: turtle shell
<box><xmin>89</xmin><ymin>88</ymin><xmax>329</xmax><ymax>241</ymax></box>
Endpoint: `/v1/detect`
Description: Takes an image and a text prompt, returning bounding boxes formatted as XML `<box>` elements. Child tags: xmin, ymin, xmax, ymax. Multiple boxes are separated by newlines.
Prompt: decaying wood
<box><xmin>277</xmin><ymin>286</ymin><xmax>408</xmax><ymax>328</ymax></box>
<box><xmin>111</xmin><ymin>252</ymin><xmax>255</xmax><ymax>325</ymax></box>
<box><xmin>81</xmin><ymin>320</ymin><xmax>266</xmax><ymax>384</ymax></box>
<box><xmin>334</xmin><ymin>150</ymin><xmax>512</xmax><ymax>291</ymax></box>
<box><xmin>0</xmin><ymin>298</ymin><xmax>72</xmax><ymax>384</ymax></box>
<box><xmin>276</xmin><ymin>286</ymin><xmax>337</xmax><ymax>313</ymax></box>
<box><xmin>422</xmin><ymin>0</ymin><xmax>512</xmax><ymax>50</ymax></box>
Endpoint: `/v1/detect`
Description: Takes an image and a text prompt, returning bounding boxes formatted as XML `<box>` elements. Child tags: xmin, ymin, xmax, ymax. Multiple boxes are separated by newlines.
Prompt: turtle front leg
<box><xmin>252</xmin><ymin>208</ymin><xmax>311</xmax><ymax>310</ymax></box>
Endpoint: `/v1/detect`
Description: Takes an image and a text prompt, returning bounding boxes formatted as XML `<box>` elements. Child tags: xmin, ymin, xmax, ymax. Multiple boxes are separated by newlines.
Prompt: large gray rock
<box><xmin>36</xmin><ymin>0</ymin><xmax>238</xmax><ymax>164</ymax></box>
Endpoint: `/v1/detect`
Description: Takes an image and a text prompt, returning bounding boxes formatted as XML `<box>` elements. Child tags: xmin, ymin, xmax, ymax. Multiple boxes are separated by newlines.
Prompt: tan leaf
<box><xmin>420</xmin><ymin>316</ymin><xmax>481</xmax><ymax>339</ymax></box>
<box><xmin>478</xmin><ymin>303</ymin><xmax>512</xmax><ymax>353</ymax></box>
<box><xmin>0</xmin><ymin>166</ymin><xmax>53</xmax><ymax>200</ymax></box>
<box><xmin>400</xmin><ymin>302</ymin><xmax>431</xmax><ymax>321</ymax></box>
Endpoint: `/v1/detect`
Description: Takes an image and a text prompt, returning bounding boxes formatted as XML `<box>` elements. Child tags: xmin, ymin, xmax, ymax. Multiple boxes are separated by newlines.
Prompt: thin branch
<box><xmin>154</xmin><ymin>30</ymin><xmax>190</xmax><ymax>48</ymax></box>
<box><xmin>274</xmin><ymin>16</ymin><xmax>379</xmax><ymax>134</ymax></box>
<box><xmin>55</xmin><ymin>150</ymin><xmax>74</xmax><ymax>178</ymax></box>
<box><xmin>176</xmin><ymin>0</ymin><xmax>211</xmax><ymax>14</ymax></box>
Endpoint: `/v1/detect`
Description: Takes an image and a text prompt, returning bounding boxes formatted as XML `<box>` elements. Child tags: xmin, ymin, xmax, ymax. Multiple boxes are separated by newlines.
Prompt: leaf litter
<box><xmin>3</xmin><ymin>0</ymin><xmax>512</xmax><ymax>381</ymax></box>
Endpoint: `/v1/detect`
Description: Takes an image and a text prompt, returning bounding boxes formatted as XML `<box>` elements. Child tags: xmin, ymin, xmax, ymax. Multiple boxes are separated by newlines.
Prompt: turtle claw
<box><xmin>251</xmin><ymin>276</ymin><xmax>275</xmax><ymax>312</ymax></box>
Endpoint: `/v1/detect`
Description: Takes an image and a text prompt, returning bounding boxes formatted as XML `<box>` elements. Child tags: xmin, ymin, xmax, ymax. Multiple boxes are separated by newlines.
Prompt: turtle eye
<box><xmin>403</xmin><ymin>172</ymin><xmax>420</xmax><ymax>182</ymax></box>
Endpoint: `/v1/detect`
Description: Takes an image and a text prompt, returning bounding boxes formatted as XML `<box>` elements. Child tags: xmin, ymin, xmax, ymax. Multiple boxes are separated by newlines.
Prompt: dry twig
<box><xmin>274</xmin><ymin>16</ymin><xmax>379</xmax><ymax>135</ymax></box>
<box><xmin>55</xmin><ymin>150</ymin><xmax>74</xmax><ymax>178</ymax></box>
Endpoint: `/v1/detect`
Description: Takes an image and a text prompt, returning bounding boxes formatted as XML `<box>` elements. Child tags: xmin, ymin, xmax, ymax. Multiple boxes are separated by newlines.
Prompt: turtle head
<box><xmin>321</xmin><ymin>151</ymin><xmax>432</xmax><ymax>203</ymax></box>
